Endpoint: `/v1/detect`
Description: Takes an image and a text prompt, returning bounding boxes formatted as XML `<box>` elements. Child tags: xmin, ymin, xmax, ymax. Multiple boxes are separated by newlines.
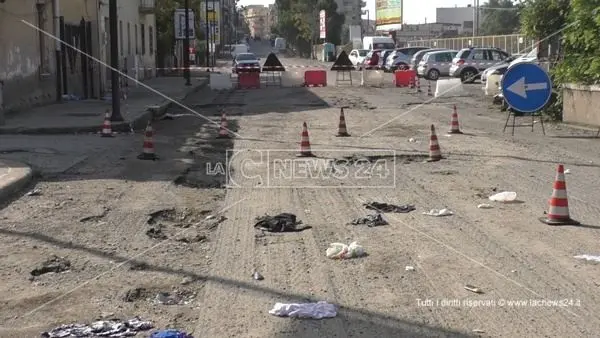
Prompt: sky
<box><xmin>236</xmin><ymin>0</ymin><xmax>476</xmax><ymax>24</ymax></box>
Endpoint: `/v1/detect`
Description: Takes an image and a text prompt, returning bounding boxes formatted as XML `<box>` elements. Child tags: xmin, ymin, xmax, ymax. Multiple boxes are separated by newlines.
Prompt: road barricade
<box><xmin>435</xmin><ymin>78</ymin><xmax>466</xmax><ymax>97</ymax></box>
<box><xmin>484</xmin><ymin>74</ymin><xmax>501</xmax><ymax>96</ymax></box>
<box><xmin>281</xmin><ymin>70</ymin><xmax>305</xmax><ymax>87</ymax></box>
<box><xmin>394</xmin><ymin>70</ymin><xmax>416</xmax><ymax>87</ymax></box>
<box><xmin>362</xmin><ymin>70</ymin><xmax>384</xmax><ymax>87</ymax></box>
<box><xmin>304</xmin><ymin>70</ymin><xmax>327</xmax><ymax>87</ymax></box>
<box><xmin>209</xmin><ymin>73</ymin><xmax>233</xmax><ymax>91</ymax></box>
<box><xmin>238</xmin><ymin>72</ymin><xmax>260</xmax><ymax>89</ymax></box>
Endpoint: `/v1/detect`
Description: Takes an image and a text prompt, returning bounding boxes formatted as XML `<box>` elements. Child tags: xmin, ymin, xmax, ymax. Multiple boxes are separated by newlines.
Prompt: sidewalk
<box><xmin>0</xmin><ymin>76</ymin><xmax>208</xmax><ymax>134</ymax></box>
<box><xmin>0</xmin><ymin>159</ymin><xmax>33</xmax><ymax>204</ymax></box>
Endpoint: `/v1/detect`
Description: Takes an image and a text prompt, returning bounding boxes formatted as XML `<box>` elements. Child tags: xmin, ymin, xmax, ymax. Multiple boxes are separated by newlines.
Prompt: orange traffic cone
<box><xmin>426</xmin><ymin>124</ymin><xmax>442</xmax><ymax>162</ymax></box>
<box><xmin>539</xmin><ymin>164</ymin><xmax>580</xmax><ymax>225</ymax></box>
<box><xmin>427</xmin><ymin>80</ymin><xmax>433</xmax><ymax>96</ymax></box>
<box><xmin>137</xmin><ymin>122</ymin><xmax>157</xmax><ymax>160</ymax></box>
<box><xmin>298</xmin><ymin>122</ymin><xmax>315</xmax><ymax>157</ymax></box>
<box><xmin>336</xmin><ymin>107</ymin><xmax>350</xmax><ymax>137</ymax></box>
<box><xmin>216</xmin><ymin>112</ymin><xmax>230</xmax><ymax>139</ymax></box>
<box><xmin>448</xmin><ymin>105</ymin><xmax>463</xmax><ymax>134</ymax></box>
<box><xmin>416</xmin><ymin>77</ymin><xmax>421</xmax><ymax>93</ymax></box>
<box><xmin>409</xmin><ymin>76</ymin><xmax>415</xmax><ymax>89</ymax></box>
<box><xmin>101</xmin><ymin>109</ymin><xmax>113</xmax><ymax>137</ymax></box>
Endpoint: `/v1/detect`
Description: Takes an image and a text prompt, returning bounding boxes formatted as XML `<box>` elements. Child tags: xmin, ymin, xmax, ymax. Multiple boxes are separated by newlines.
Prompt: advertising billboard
<box><xmin>319</xmin><ymin>10</ymin><xmax>326</xmax><ymax>39</ymax></box>
<box><xmin>375</xmin><ymin>0</ymin><xmax>402</xmax><ymax>31</ymax></box>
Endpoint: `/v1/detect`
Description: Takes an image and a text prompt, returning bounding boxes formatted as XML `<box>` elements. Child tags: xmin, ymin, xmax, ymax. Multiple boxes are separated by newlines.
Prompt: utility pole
<box><xmin>109</xmin><ymin>0</ymin><xmax>123</xmax><ymax>121</ymax></box>
<box><xmin>205</xmin><ymin>0</ymin><xmax>210</xmax><ymax>67</ymax></box>
<box><xmin>183</xmin><ymin>0</ymin><xmax>192</xmax><ymax>85</ymax></box>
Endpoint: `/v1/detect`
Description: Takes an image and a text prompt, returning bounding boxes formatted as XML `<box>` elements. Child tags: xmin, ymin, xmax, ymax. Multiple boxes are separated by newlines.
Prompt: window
<box><xmin>141</xmin><ymin>24</ymin><xmax>146</xmax><ymax>55</ymax></box>
<box><xmin>456</xmin><ymin>49</ymin><xmax>471</xmax><ymax>59</ymax></box>
<box><xmin>435</xmin><ymin>53</ymin><xmax>452</xmax><ymax>62</ymax></box>
<box><xmin>135</xmin><ymin>24</ymin><xmax>139</xmax><ymax>54</ymax></box>
<box><xmin>471</xmin><ymin>50</ymin><xmax>487</xmax><ymax>60</ymax></box>
<box><xmin>149</xmin><ymin>26</ymin><xmax>154</xmax><ymax>55</ymax></box>
<box><xmin>490</xmin><ymin>50</ymin><xmax>505</xmax><ymax>61</ymax></box>
<box><xmin>127</xmin><ymin>23</ymin><xmax>131</xmax><ymax>55</ymax></box>
<box><xmin>119</xmin><ymin>20</ymin><xmax>123</xmax><ymax>56</ymax></box>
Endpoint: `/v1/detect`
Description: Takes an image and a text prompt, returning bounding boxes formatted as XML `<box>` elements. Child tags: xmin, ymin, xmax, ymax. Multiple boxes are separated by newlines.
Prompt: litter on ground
<box><xmin>349</xmin><ymin>213</ymin><xmax>388</xmax><ymax>227</ymax></box>
<box><xmin>489</xmin><ymin>191</ymin><xmax>517</xmax><ymax>202</ymax></box>
<box><xmin>464</xmin><ymin>284</ymin><xmax>484</xmax><ymax>294</ymax></box>
<box><xmin>405</xmin><ymin>266</ymin><xmax>415</xmax><ymax>271</ymax></box>
<box><xmin>477</xmin><ymin>203</ymin><xmax>493</xmax><ymax>209</ymax></box>
<box><xmin>254</xmin><ymin>213</ymin><xmax>311</xmax><ymax>232</ymax></box>
<box><xmin>149</xmin><ymin>329</ymin><xmax>194</xmax><ymax>338</ymax></box>
<box><xmin>364</xmin><ymin>202</ymin><xmax>416</xmax><ymax>213</ymax></box>
<box><xmin>326</xmin><ymin>241</ymin><xmax>366</xmax><ymax>259</ymax></box>
<box><xmin>269</xmin><ymin>301</ymin><xmax>337</xmax><ymax>319</ymax></box>
<box><xmin>422</xmin><ymin>208</ymin><xmax>454</xmax><ymax>217</ymax></box>
<box><xmin>41</xmin><ymin>317</ymin><xmax>153</xmax><ymax>337</ymax></box>
<box><xmin>253</xmin><ymin>271</ymin><xmax>264</xmax><ymax>280</ymax></box>
<box><xmin>574</xmin><ymin>255</ymin><xmax>600</xmax><ymax>263</ymax></box>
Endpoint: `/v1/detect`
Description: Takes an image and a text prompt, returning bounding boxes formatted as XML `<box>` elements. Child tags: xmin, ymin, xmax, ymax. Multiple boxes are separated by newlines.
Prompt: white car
<box><xmin>349</xmin><ymin>49</ymin><xmax>369</xmax><ymax>66</ymax></box>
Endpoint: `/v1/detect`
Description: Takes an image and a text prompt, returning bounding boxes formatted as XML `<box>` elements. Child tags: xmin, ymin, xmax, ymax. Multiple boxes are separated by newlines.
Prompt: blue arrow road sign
<box><xmin>501</xmin><ymin>62</ymin><xmax>552</xmax><ymax>113</ymax></box>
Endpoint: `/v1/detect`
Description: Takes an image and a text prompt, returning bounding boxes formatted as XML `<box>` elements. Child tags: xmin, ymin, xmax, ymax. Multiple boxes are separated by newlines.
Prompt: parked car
<box><xmin>481</xmin><ymin>55</ymin><xmax>521</xmax><ymax>83</ymax></box>
<box><xmin>417</xmin><ymin>50</ymin><xmax>458</xmax><ymax>80</ymax></box>
<box><xmin>348</xmin><ymin>49</ymin><xmax>369</xmax><ymax>66</ymax></box>
<box><xmin>358</xmin><ymin>50</ymin><xmax>382</xmax><ymax>70</ymax></box>
<box><xmin>232</xmin><ymin>52</ymin><xmax>261</xmax><ymax>73</ymax></box>
<box><xmin>449</xmin><ymin>47</ymin><xmax>510</xmax><ymax>83</ymax></box>
<box><xmin>384</xmin><ymin>46</ymin><xmax>431</xmax><ymax>72</ymax></box>
<box><xmin>379</xmin><ymin>49</ymin><xmax>395</xmax><ymax>69</ymax></box>
<box><xmin>410</xmin><ymin>48</ymin><xmax>448</xmax><ymax>72</ymax></box>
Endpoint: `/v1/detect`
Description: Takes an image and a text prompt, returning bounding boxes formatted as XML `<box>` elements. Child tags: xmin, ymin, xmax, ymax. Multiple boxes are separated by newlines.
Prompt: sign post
<box><xmin>501</xmin><ymin>62</ymin><xmax>551</xmax><ymax>135</ymax></box>
<box><xmin>174</xmin><ymin>9</ymin><xmax>195</xmax><ymax>40</ymax></box>
<box><xmin>319</xmin><ymin>10</ymin><xmax>326</xmax><ymax>40</ymax></box>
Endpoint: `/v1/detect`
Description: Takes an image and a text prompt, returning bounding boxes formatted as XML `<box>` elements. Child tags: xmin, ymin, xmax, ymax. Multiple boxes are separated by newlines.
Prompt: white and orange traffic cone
<box><xmin>137</xmin><ymin>122</ymin><xmax>158</xmax><ymax>160</ymax></box>
<box><xmin>539</xmin><ymin>164</ymin><xmax>580</xmax><ymax>225</ymax></box>
<box><xmin>416</xmin><ymin>77</ymin><xmax>421</xmax><ymax>93</ymax></box>
<box><xmin>336</xmin><ymin>107</ymin><xmax>350</xmax><ymax>137</ymax></box>
<box><xmin>216</xmin><ymin>112</ymin><xmax>230</xmax><ymax>139</ymax></box>
<box><xmin>409</xmin><ymin>76</ymin><xmax>415</xmax><ymax>89</ymax></box>
<box><xmin>427</xmin><ymin>80</ymin><xmax>433</xmax><ymax>96</ymax></box>
<box><xmin>101</xmin><ymin>109</ymin><xmax>113</xmax><ymax>137</ymax></box>
<box><xmin>426</xmin><ymin>124</ymin><xmax>442</xmax><ymax>162</ymax></box>
<box><xmin>448</xmin><ymin>105</ymin><xmax>463</xmax><ymax>134</ymax></box>
<box><xmin>298</xmin><ymin>122</ymin><xmax>315</xmax><ymax>157</ymax></box>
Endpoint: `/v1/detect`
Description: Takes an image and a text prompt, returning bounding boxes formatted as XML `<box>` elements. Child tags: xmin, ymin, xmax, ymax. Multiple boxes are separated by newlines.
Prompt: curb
<box><xmin>0</xmin><ymin>159</ymin><xmax>34</xmax><ymax>206</ymax></box>
<box><xmin>0</xmin><ymin>78</ymin><xmax>208</xmax><ymax>135</ymax></box>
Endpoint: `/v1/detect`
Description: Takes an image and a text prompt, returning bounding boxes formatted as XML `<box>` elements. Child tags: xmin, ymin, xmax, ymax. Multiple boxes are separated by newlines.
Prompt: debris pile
<box><xmin>31</xmin><ymin>255</ymin><xmax>71</xmax><ymax>276</ymax></box>
<box><xmin>254</xmin><ymin>213</ymin><xmax>311</xmax><ymax>232</ymax></box>
<box><xmin>349</xmin><ymin>214</ymin><xmax>388</xmax><ymax>227</ymax></box>
<box><xmin>269</xmin><ymin>301</ymin><xmax>337</xmax><ymax>319</ymax></box>
<box><xmin>364</xmin><ymin>202</ymin><xmax>416</xmax><ymax>213</ymax></box>
<box><xmin>41</xmin><ymin>317</ymin><xmax>153</xmax><ymax>337</ymax></box>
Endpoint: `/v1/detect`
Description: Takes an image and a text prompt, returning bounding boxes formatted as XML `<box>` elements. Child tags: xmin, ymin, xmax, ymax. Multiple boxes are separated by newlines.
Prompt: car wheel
<box><xmin>427</xmin><ymin>69</ymin><xmax>440</xmax><ymax>80</ymax></box>
<box><xmin>461</xmin><ymin>69</ymin><xmax>477</xmax><ymax>83</ymax></box>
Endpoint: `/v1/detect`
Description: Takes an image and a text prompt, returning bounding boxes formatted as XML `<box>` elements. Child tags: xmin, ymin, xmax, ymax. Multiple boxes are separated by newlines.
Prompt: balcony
<box><xmin>139</xmin><ymin>0</ymin><xmax>155</xmax><ymax>14</ymax></box>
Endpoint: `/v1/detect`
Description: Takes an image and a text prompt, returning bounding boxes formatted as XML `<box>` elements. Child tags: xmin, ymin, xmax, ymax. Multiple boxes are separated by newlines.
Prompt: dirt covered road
<box><xmin>1</xmin><ymin>70</ymin><xmax>600</xmax><ymax>337</ymax></box>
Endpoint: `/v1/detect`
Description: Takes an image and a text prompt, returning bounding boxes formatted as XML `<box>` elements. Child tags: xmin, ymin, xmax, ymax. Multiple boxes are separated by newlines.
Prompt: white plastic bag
<box><xmin>422</xmin><ymin>208</ymin><xmax>453</xmax><ymax>217</ymax></box>
<box><xmin>488</xmin><ymin>191</ymin><xmax>517</xmax><ymax>202</ymax></box>
<box><xmin>326</xmin><ymin>241</ymin><xmax>365</xmax><ymax>259</ymax></box>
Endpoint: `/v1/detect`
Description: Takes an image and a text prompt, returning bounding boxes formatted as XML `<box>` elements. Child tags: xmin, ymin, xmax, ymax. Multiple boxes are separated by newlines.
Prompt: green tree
<box><xmin>519</xmin><ymin>0</ymin><xmax>570</xmax><ymax>39</ymax></box>
<box><xmin>480</xmin><ymin>0</ymin><xmax>521</xmax><ymax>35</ymax></box>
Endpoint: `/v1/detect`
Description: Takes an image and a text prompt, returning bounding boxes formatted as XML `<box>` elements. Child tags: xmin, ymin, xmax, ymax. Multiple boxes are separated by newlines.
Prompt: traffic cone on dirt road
<box><xmin>216</xmin><ymin>112</ymin><xmax>230</xmax><ymax>139</ymax></box>
<box><xmin>409</xmin><ymin>76</ymin><xmax>415</xmax><ymax>89</ymax></box>
<box><xmin>426</xmin><ymin>124</ymin><xmax>443</xmax><ymax>162</ymax></box>
<box><xmin>137</xmin><ymin>122</ymin><xmax>158</xmax><ymax>160</ymax></box>
<box><xmin>448</xmin><ymin>105</ymin><xmax>463</xmax><ymax>134</ymax></box>
<box><xmin>336</xmin><ymin>108</ymin><xmax>351</xmax><ymax>137</ymax></box>
<box><xmin>416</xmin><ymin>77</ymin><xmax>422</xmax><ymax>93</ymax></box>
<box><xmin>298</xmin><ymin>122</ymin><xmax>315</xmax><ymax>157</ymax></box>
<box><xmin>427</xmin><ymin>80</ymin><xmax>433</xmax><ymax>96</ymax></box>
<box><xmin>100</xmin><ymin>109</ymin><xmax>114</xmax><ymax>137</ymax></box>
<box><xmin>539</xmin><ymin>164</ymin><xmax>580</xmax><ymax>226</ymax></box>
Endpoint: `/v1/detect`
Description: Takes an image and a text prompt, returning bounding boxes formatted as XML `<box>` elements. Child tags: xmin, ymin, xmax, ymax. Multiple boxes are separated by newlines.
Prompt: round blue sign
<box><xmin>501</xmin><ymin>62</ymin><xmax>552</xmax><ymax>113</ymax></box>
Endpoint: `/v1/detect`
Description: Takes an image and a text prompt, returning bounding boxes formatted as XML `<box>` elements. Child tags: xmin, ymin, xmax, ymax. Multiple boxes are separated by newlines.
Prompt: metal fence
<box><xmin>406</xmin><ymin>34</ymin><xmax>538</xmax><ymax>56</ymax></box>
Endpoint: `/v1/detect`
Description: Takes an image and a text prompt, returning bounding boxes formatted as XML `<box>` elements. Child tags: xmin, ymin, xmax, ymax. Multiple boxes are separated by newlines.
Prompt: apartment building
<box><xmin>244</xmin><ymin>5</ymin><xmax>269</xmax><ymax>39</ymax></box>
<box><xmin>0</xmin><ymin>0</ymin><xmax>156</xmax><ymax>115</ymax></box>
<box><xmin>436</xmin><ymin>5</ymin><xmax>484</xmax><ymax>35</ymax></box>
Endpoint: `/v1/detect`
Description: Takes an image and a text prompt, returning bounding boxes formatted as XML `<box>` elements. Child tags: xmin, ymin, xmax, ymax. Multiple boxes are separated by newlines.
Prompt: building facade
<box><xmin>436</xmin><ymin>6</ymin><xmax>484</xmax><ymax>35</ymax></box>
<box><xmin>396</xmin><ymin>22</ymin><xmax>462</xmax><ymax>45</ymax></box>
<box><xmin>336</xmin><ymin>0</ymin><xmax>364</xmax><ymax>26</ymax></box>
<box><xmin>244</xmin><ymin>5</ymin><xmax>269</xmax><ymax>39</ymax></box>
<box><xmin>0</xmin><ymin>0</ymin><xmax>156</xmax><ymax>115</ymax></box>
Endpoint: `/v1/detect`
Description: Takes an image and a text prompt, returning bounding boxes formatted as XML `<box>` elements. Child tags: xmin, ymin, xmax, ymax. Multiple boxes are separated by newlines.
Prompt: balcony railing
<box><xmin>139</xmin><ymin>0</ymin><xmax>155</xmax><ymax>14</ymax></box>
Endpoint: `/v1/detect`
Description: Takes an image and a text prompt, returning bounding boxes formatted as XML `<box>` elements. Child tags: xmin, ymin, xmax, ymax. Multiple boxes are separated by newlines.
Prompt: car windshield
<box><xmin>236</xmin><ymin>54</ymin><xmax>257</xmax><ymax>61</ymax></box>
<box><xmin>358</xmin><ymin>50</ymin><xmax>368</xmax><ymax>56</ymax></box>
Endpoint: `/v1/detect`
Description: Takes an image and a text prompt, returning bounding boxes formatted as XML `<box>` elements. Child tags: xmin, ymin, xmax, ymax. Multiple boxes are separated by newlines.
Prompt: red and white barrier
<box><xmin>304</xmin><ymin>70</ymin><xmax>327</xmax><ymax>87</ymax></box>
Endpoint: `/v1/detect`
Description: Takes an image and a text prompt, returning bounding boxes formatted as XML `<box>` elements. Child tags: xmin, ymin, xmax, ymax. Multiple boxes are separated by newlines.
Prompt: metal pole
<box><xmin>183</xmin><ymin>0</ymin><xmax>191</xmax><ymax>85</ymax></box>
<box><xmin>476</xmin><ymin>0</ymin><xmax>480</xmax><ymax>36</ymax></box>
<box><xmin>53</xmin><ymin>0</ymin><xmax>62</xmax><ymax>103</ymax></box>
<box><xmin>205</xmin><ymin>0</ymin><xmax>210</xmax><ymax>67</ymax></box>
<box><xmin>109</xmin><ymin>0</ymin><xmax>122</xmax><ymax>121</ymax></box>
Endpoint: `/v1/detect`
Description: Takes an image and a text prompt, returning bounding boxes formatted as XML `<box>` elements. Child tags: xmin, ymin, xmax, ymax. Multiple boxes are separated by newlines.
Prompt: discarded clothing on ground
<box><xmin>349</xmin><ymin>213</ymin><xmax>388</xmax><ymax>227</ymax></box>
<box><xmin>269</xmin><ymin>301</ymin><xmax>337</xmax><ymax>319</ymax></box>
<box><xmin>41</xmin><ymin>317</ymin><xmax>153</xmax><ymax>337</ymax></box>
<box><xmin>326</xmin><ymin>242</ymin><xmax>366</xmax><ymax>259</ymax></box>
<box><xmin>364</xmin><ymin>202</ymin><xmax>416</xmax><ymax>213</ymax></box>
<box><xmin>150</xmin><ymin>329</ymin><xmax>194</xmax><ymax>338</ymax></box>
<box><xmin>254</xmin><ymin>213</ymin><xmax>311</xmax><ymax>232</ymax></box>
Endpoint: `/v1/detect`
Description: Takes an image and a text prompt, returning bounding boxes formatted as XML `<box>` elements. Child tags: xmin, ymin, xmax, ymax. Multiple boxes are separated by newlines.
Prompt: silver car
<box><xmin>417</xmin><ymin>50</ymin><xmax>458</xmax><ymax>80</ymax></box>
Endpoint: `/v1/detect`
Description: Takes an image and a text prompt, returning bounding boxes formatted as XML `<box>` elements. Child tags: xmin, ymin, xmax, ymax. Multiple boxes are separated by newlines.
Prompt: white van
<box><xmin>231</xmin><ymin>44</ymin><xmax>249</xmax><ymax>58</ymax></box>
<box><xmin>362</xmin><ymin>36</ymin><xmax>395</xmax><ymax>50</ymax></box>
<box><xmin>274</xmin><ymin>38</ymin><xmax>286</xmax><ymax>51</ymax></box>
